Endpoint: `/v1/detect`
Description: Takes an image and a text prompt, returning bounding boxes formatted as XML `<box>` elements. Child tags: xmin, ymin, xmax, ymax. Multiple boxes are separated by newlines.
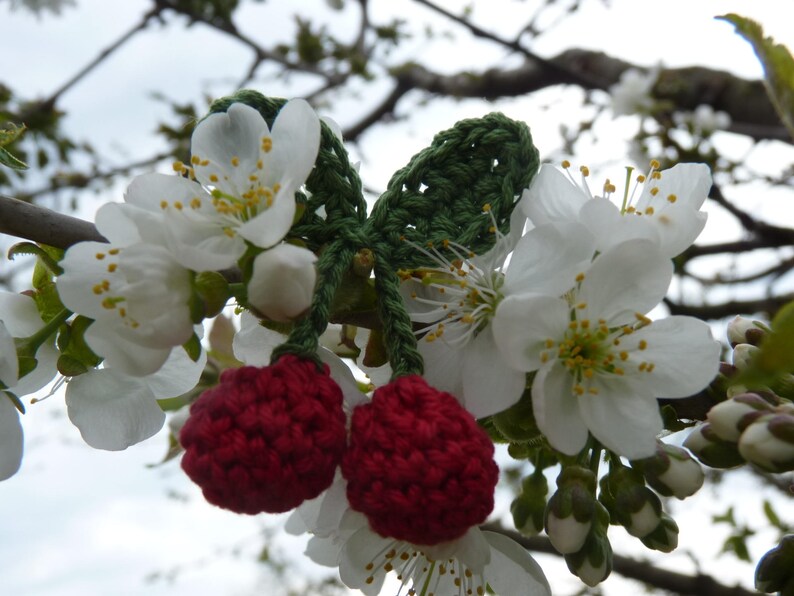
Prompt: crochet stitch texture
<box><xmin>342</xmin><ymin>375</ymin><xmax>499</xmax><ymax>545</ymax></box>
<box><xmin>180</xmin><ymin>354</ymin><xmax>346</xmax><ymax>514</ymax></box>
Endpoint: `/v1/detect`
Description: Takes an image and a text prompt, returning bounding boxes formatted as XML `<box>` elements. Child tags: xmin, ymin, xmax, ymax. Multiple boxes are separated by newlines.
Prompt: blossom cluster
<box><xmin>0</xmin><ymin>95</ymin><xmax>729</xmax><ymax>594</ymax></box>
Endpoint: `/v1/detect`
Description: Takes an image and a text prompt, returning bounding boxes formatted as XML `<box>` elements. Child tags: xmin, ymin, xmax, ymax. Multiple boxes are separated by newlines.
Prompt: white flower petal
<box><xmin>143</xmin><ymin>345</ymin><xmax>207</xmax><ymax>398</ymax></box>
<box><xmin>0</xmin><ymin>292</ymin><xmax>44</xmax><ymax>336</ymax></box>
<box><xmin>265</xmin><ymin>98</ymin><xmax>321</xmax><ymax>191</ymax></box>
<box><xmin>578</xmin><ymin>198</ymin><xmax>660</xmax><ymax>252</ymax></box>
<box><xmin>424</xmin><ymin>527</ymin><xmax>491</xmax><ymax>573</ymax></box>
<box><xmin>191</xmin><ymin>103</ymin><xmax>268</xmax><ymax>194</ymax></box>
<box><xmin>579</xmin><ymin>377</ymin><xmax>662</xmax><ymax>459</ymax></box>
<box><xmin>418</xmin><ymin>324</ymin><xmax>466</xmax><ymax>398</ymax></box>
<box><xmin>318</xmin><ymin>349</ymin><xmax>368</xmax><ymax>411</ymax></box>
<box><xmin>625</xmin><ymin>316</ymin><xmax>720</xmax><ymax>398</ymax></box>
<box><xmin>637</xmin><ymin>163</ymin><xmax>711</xmax><ymax>211</ymax></box>
<box><xmin>10</xmin><ymin>340</ymin><xmax>57</xmax><ymax>396</ymax></box>
<box><xmin>232</xmin><ymin>311</ymin><xmax>285</xmax><ymax>366</ymax></box>
<box><xmin>482</xmin><ymin>531</ymin><xmax>551</xmax><ymax>596</ymax></box>
<box><xmin>461</xmin><ymin>329</ymin><xmax>525</xmax><ymax>418</ymax></box>
<box><xmin>66</xmin><ymin>368</ymin><xmax>166</xmax><ymax>450</ymax></box>
<box><xmin>0</xmin><ymin>322</ymin><xmax>19</xmax><ymax>388</ymax></box>
<box><xmin>504</xmin><ymin>221</ymin><xmax>595</xmax><ymax>297</ymax></box>
<box><xmin>578</xmin><ymin>238</ymin><xmax>672</xmax><ymax>324</ymax></box>
<box><xmin>492</xmin><ymin>294</ymin><xmax>570</xmax><ymax>372</ymax></box>
<box><xmin>84</xmin><ymin>322</ymin><xmax>172</xmax><ymax>377</ymax></box>
<box><xmin>0</xmin><ymin>395</ymin><xmax>23</xmax><ymax>481</ymax></box>
<box><xmin>236</xmin><ymin>185</ymin><xmax>298</xmax><ymax>249</ymax></box>
<box><xmin>522</xmin><ymin>165</ymin><xmax>586</xmax><ymax>226</ymax></box>
<box><xmin>532</xmin><ymin>363</ymin><xmax>589</xmax><ymax>456</ymax></box>
<box><xmin>339</xmin><ymin>526</ymin><xmax>389</xmax><ymax>594</ymax></box>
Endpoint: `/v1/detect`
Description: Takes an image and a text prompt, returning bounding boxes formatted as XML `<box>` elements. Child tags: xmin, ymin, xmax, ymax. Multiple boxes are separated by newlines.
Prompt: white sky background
<box><xmin>2</xmin><ymin>0</ymin><xmax>794</xmax><ymax>595</ymax></box>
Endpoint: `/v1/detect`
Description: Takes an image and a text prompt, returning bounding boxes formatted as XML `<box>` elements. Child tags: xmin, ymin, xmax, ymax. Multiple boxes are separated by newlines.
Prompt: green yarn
<box><xmin>205</xmin><ymin>91</ymin><xmax>539</xmax><ymax>378</ymax></box>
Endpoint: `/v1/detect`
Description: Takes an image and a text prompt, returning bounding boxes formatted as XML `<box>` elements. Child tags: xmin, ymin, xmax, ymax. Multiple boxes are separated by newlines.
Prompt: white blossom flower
<box><xmin>247</xmin><ymin>243</ymin><xmax>317</xmax><ymax>322</ymax></box>
<box><xmin>609</xmin><ymin>67</ymin><xmax>658</xmax><ymax>117</ymax></box>
<box><xmin>0</xmin><ymin>292</ymin><xmax>59</xmax><ymax>395</ymax></box>
<box><xmin>401</xmin><ymin>219</ymin><xmax>596</xmax><ymax>418</ymax></box>
<box><xmin>119</xmin><ymin>100</ymin><xmax>321</xmax><ymax>271</ymax></box>
<box><xmin>289</xmin><ymin>474</ymin><xmax>550</xmax><ymax>596</ymax></box>
<box><xmin>492</xmin><ymin>238</ymin><xmax>721</xmax><ymax>459</ymax></box>
<box><xmin>520</xmin><ymin>161</ymin><xmax>711</xmax><ymax>258</ymax></box>
<box><xmin>65</xmin><ymin>345</ymin><xmax>206</xmax><ymax>450</ymax></box>
<box><xmin>57</xmin><ymin>241</ymin><xmax>195</xmax><ymax>376</ymax></box>
<box><xmin>0</xmin><ymin>292</ymin><xmax>61</xmax><ymax>482</ymax></box>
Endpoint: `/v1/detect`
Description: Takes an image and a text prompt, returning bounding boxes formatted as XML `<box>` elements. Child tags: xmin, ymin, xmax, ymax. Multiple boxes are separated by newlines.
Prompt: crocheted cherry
<box><xmin>180</xmin><ymin>354</ymin><xmax>346</xmax><ymax>514</ymax></box>
<box><xmin>342</xmin><ymin>375</ymin><xmax>498</xmax><ymax>545</ymax></box>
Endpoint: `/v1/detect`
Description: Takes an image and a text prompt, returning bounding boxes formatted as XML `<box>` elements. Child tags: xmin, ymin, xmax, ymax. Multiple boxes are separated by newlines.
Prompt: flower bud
<box><xmin>732</xmin><ymin>343</ymin><xmax>759</xmax><ymax>371</ymax></box>
<box><xmin>564</xmin><ymin>526</ymin><xmax>613</xmax><ymax>587</ymax></box>
<box><xmin>511</xmin><ymin>472</ymin><xmax>548</xmax><ymax>537</ymax></box>
<box><xmin>755</xmin><ymin>535</ymin><xmax>794</xmax><ymax>593</ymax></box>
<box><xmin>640</xmin><ymin>513</ymin><xmax>679</xmax><ymax>553</ymax></box>
<box><xmin>707</xmin><ymin>393</ymin><xmax>776</xmax><ymax>442</ymax></box>
<box><xmin>545</xmin><ymin>466</ymin><xmax>598</xmax><ymax>554</ymax></box>
<box><xmin>738</xmin><ymin>413</ymin><xmax>794</xmax><ymax>473</ymax></box>
<box><xmin>727</xmin><ymin>316</ymin><xmax>767</xmax><ymax>348</ymax></box>
<box><xmin>247</xmin><ymin>244</ymin><xmax>317</xmax><ymax>322</ymax></box>
<box><xmin>604</xmin><ymin>466</ymin><xmax>661</xmax><ymax>538</ymax></box>
<box><xmin>683</xmin><ymin>423</ymin><xmax>745</xmax><ymax>469</ymax></box>
<box><xmin>632</xmin><ymin>442</ymin><xmax>704</xmax><ymax>499</ymax></box>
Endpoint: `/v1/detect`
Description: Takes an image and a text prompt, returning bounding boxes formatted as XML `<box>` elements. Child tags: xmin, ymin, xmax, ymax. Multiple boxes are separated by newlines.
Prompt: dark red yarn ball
<box><xmin>179</xmin><ymin>354</ymin><xmax>346</xmax><ymax>514</ymax></box>
<box><xmin>341</xmin><ymin>375</ymin><xmax>498</xmax><ymax>546</ymax></box>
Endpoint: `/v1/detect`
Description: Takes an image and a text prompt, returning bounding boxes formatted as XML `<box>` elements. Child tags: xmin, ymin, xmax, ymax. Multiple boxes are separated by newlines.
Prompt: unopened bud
<box><xmin>511</xmin><ymin>473</ymin><xmax>548</xmax><ymax>537</ymax></box>
<box><xmin>633</xmin><ymin>442</ymin><xmax>704</xmax><ymax>499</ymax></box>
<box><xmin>707</xmin><ymin>393</ymin><xmax>776</xmax><ymax>441</ymax></box>
<box><xmin>755</xmin><ymin>534</ymin><xmax>794</xmax><ymax>593</ymax></box>
<box><xmin>640</xmin><ymin>513</ymin><xmax>679</xmax><ymax>553</ymax></box>
<box><xmin>247</xmin><ymin>244</ymin><xmax>317</xmax><ymax>322</ymax></box>
<box><xmin>564</xmin><ymin>527</ymin><xmax>613</xmax><ymax>587</ymax></box>
<box><xmin>545</xmin><ymin>467</ymin><xmax>598</xmax><ymax>554</ymax></box>
<box><xmin>732</xmin><ymin>343</ymin><xmax>759</xmax><ymax>371</ymax></box>
<box><xmin>738</xmin><ymin>413</ymin><xmax>794</xmax><ymax>473</ymax></box>
<box><xmin>604</xmin><ymin>466</ymin><xmax>661</xmax><ymax>538</ymax></box>
<box><xmin>683</xmin><ymin>423</ymin><xmax>745</xmax><ymax>468</ymax></box>
<box><xmin>727</xmin><ymin>316</ymin><xmax>767</xmax><ymax>348</ymax></box>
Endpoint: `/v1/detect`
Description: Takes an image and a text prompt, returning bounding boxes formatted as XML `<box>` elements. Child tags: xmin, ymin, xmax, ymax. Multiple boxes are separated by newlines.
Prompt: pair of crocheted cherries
<box><xmin>179</xmin><ymin>353</ymin><xmax>498</xmax><ymax>546</ymax></box>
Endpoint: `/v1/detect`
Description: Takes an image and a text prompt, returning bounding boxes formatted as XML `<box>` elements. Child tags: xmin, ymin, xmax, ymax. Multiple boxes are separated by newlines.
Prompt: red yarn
<box><xmin>342</xmin><ymin>375</ymin><xmax>498</xmax><ymax>546</ymax></box>
<box><xmin>180</xmin><ymin>354</ymin><xmax>346</xmax><ymax>514</ymax></box>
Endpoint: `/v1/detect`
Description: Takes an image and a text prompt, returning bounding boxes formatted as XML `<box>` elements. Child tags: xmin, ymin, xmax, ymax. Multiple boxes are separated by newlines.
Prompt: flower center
<box><xmin>361</xmin><ymin>541</ymin><xmax>486</xmax><ymax>596</ymax></box>
<box><xmin>562</xmin><ymin>159</ymin><xmax>677</xmax><ymax>224</ymax></box>
<box><xmin>400</xmin><ymin>206</ymin><xmax>509</xmax><ymax>346</ymax></box>
<box><xmin>540</xmin><ymin>286</ymin><xmax>657</xmax><ymax>397</ymax></box>
<box><xmin>91</xmin><ymin>248</ymin><xmax>140</xmax><ymax>330</ymax></box>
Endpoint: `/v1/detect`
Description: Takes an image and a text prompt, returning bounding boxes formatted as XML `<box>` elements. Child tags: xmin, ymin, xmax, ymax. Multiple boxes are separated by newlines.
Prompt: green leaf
<box><xmin>58</xmin><ymin>316</ymin><xmax>102</xmax><ymax>369</ymax></box>
<box><xmin>718</xmin><ymin>14</ymin><xmax>794</xmax><ymax>140</ymax></box>
<box><xmin>763</xmin><ymin>500</ymin><xmax>782</xmax><ymax>529</ymax></box>
<box><xmin>0</xmin><ymin>124</ymin><xmax>29</xmax><ymax>171</ymax></box>
<box><xmin>0</xmin><ymin>146</ymin><xmax>29</xmax><ymax>171</ymax></box>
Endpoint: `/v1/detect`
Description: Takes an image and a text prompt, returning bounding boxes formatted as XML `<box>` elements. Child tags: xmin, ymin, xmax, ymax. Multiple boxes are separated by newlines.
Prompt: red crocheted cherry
<box><xmin>180</xmin><ymin>354</ymin><xmax>346</xmax><ymax>514</ymax></box>
<box><xmin>341</xmin><ymin>375</ymin><xmax>498</xmax><ymax>545</ymax></box>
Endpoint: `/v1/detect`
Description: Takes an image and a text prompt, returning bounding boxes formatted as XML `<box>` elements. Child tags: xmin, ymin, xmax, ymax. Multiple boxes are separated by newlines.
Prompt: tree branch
<box><xmin>0</xmin><ymin>195</ymin><xmax>107</xmax><ymax>248</ymax></box>
<box><xmin>481</xmin><ymin>523</ymin><xmax>758</xmax><ymax>596</ymax></box>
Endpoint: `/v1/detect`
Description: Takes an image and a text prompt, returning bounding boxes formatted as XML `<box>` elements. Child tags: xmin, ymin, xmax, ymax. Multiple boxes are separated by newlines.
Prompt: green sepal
<box><xmin>57</xmin><ymin>354</ymin><xmax>89</xmax><ymax>377</ymax></box>
<box><xmin>718</xmin><ymin>14</ymin><xmax>794</xmax><ymax>141</ymax></box>
<box><xmin>157</xmin><ymin>395</ymin><xmax>192</xmax><ymax>412</ymax></box>
<box><xmin>3</xmin><ymin>391</ymin><xmax>25</xmax><ymax>415</ymax></box>
<box><xmin>146</xmin><ymin>431</ymin><xmax>184</xmax><ymax>468</ymax></box>
<box><xmin>183</xmin><ymin>332</ymin><xmax>202</xmax><ymax>363</ymax></box>
<box><xmin>8</xmin><ymin>242</ymin><xmax>64</xmax><ymax>276</ymax></box>
<box><xmin>193</xmin><ymin>271</ymin><xmax>231</xmax><ymax>319</ymax></box>
<box><xmin>492</xmin><ymin>382</ymin><xmax>541</xmax><ymax>443</ymax></box>
<box><xmin>58</xmin><ymin>316</ymin><xmax>102</xmax><ymax>370</ymax></box>
<box><xmin>362</xmin><ymin>327</ymin><xmax>388</xmax><ymax>368</ymax></box>
<box><xmin>17</xmin><ymin>355</ymin><xmax>38</xmax><ymax>379</ymax></box>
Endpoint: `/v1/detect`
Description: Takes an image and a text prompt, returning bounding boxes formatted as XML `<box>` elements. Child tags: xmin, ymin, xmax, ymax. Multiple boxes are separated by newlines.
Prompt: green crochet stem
<box><xmin>206</xmin><ymin>91</ymin><xmax>539</xmax><ymax>378</ymax></box>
